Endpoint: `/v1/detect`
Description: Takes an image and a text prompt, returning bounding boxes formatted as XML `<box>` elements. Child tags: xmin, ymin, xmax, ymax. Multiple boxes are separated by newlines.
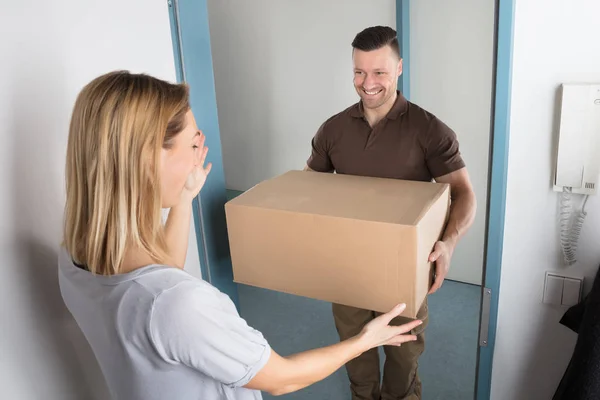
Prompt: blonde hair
<box><xmin>64</xmin><ymin>71</ymin><xmax>189</xmax><ymax>275</ymax></box>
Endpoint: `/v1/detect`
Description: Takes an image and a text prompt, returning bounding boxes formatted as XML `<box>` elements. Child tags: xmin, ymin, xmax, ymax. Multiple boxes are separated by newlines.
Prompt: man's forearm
<box><xmin>164</xmin><ymin>202</ymin><xmax>192</xmax><ymax>269</ymax></box>
<box><xmin>441</xmin><ymin>189</ymin><xmax>476</xmax><ymax>248</ymax></box>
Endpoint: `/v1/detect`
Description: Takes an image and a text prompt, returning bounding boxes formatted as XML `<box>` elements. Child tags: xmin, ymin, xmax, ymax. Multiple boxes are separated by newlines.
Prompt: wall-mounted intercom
<box><xmin>553</xmin><ymin>83</ymin><xmax>600</xmax><ymax>265</ymax></box>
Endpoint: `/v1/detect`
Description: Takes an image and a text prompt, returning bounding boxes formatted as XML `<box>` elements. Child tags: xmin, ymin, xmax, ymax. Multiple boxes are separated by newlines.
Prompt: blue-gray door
<box><xmin>167</xmin><ymin>1</ymin><xmax>515</xmax><ymax>399</ymax></box>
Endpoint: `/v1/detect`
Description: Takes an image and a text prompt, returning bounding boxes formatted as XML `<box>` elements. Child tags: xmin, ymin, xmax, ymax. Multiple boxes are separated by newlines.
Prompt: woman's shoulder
<box><xmin>135</xmin><ymin>268</ymin><xmax>223</xmax><ymax>304</ymax></box>
<box><xmin>140</xmin><ymin>268</ymin><xmax>238</xmax><ymax>317</ymax></box>
<box><xmin>133</xmin><ymin>267</ymin><xmax>201</xmax><ymax>295</ymax></box>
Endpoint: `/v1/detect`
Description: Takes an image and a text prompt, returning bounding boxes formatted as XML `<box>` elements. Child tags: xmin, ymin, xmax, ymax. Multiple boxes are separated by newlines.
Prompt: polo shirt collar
<box><xmin>350</xmin><ymin>91</ymin><xmax>408</xmax><ymax>120</ymax></box>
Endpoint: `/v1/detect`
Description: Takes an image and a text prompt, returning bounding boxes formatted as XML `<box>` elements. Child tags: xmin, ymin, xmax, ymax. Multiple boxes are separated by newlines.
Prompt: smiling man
<box><xmin>304</xmin><ymin>26</ymin><xmax>476</xmax><ymax>400</ymax></box>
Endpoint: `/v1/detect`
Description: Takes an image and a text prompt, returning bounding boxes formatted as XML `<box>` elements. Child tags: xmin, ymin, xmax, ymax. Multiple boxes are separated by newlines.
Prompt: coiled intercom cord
<box><xmin>560</xmin><ymin>187</ymin><xmax>589</xmax><ymax>266</ymax></box>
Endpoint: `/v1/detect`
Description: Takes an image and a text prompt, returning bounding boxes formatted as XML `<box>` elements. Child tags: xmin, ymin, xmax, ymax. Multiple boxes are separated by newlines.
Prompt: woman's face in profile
<box><xmin>160</xmin><ymin>110</ymin><xmax>202</xmax><ymax>208</ymax></box>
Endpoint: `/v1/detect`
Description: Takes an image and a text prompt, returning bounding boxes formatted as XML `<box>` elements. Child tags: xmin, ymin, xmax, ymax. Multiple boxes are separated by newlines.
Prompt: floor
<box><xmin>238</xmin><ymin>280</ymin><xmax>481</xmax><ymax>400</ymax></box>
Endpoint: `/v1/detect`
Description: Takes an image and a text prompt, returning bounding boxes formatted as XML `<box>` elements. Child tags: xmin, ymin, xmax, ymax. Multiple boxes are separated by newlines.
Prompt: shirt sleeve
<box><xmin>306</xmin><ymin>121</ymin><xmax>334</xmax><ymax>172</ymax></box>
<box><xmin>424</xmin><ymin>116</ymin><xmax>466</xmax><ymax>178</ymax></box>
<box><xmin>149</xmin><ymin>281</ymin><xmax>271</xmax><ymax>388</ymax></box>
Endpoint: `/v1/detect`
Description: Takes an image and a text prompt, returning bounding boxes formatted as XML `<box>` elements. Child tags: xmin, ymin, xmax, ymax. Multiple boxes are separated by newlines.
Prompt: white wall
<box><xmin>492</xmin><ymin>1</ymin><xmax>600</xmax><ymax>399</ymax></box>
<box><xmin>207</xmin><ymin>0</ymin><xmax>396</xmax><ymax>191</ymax></box>
<box><xmin>410</xmin><ymin>0</ymin><xmax>495</xmax><ymax>285</ymax></box>
<box><xmin>0</xmin><ymin>1</ymin><xmax>201</xmax><ymax>398</ymax></box>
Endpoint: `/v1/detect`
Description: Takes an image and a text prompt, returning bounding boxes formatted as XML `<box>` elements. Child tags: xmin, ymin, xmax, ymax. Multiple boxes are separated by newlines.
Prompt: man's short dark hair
<box><xmin>351</xmin><ymin>26</ymin><xmax>400</xmax><ymax>59</ymax></box>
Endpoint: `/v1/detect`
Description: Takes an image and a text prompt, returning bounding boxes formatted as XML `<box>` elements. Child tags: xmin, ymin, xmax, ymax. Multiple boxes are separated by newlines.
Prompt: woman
<box><xmin>59</xmin><ymin>71</ymin><xmax>422</xmax><ymax>400</ymax></box>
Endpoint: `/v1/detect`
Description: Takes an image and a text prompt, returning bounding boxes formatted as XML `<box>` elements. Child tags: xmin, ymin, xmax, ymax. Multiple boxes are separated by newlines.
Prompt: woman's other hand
<box><xmin>358</xmin><ymin>304</ymin><xmax>422</xmax><ymax>349</ymax></box>
<box><xmin>181</xmin><ymin>131</ymin><xmax>212</xmax><ymax>203</ymax></box>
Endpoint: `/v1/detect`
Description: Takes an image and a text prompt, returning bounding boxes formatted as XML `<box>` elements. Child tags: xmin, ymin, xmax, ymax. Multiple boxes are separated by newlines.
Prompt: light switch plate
<box><xmin>543</xmin><ymin>272</ymin><xmax>564</xmax><ymax>305</ymax></box>
<box><xmin>562</xmin><ymin>278</ymin><xmax>582</xmax><ymax>306</ymax></box>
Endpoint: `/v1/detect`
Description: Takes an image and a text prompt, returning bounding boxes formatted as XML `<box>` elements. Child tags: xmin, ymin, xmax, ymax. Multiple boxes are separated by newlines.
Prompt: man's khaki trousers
<box><xmin>332</xmin><ymin>299</ymin><xmax>429</xmax><ymax>400</ymax></box>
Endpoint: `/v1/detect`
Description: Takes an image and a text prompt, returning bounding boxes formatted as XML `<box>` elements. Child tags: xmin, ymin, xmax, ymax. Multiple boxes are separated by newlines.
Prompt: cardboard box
<box><xmin>224</xmin><ymin>170</ymin><xmax>450</xmax><ymax>318</ymax></box>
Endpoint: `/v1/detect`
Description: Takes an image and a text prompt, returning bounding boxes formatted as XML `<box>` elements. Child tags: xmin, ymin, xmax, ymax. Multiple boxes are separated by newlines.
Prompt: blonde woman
<box><xmin>59</xmin><ymin>71</ymin><xmax>423</xmax><ymax>400</ymax></box>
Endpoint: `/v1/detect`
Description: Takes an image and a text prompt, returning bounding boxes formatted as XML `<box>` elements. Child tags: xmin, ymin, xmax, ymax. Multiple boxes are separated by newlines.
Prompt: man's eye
<box><xmin>192</xmin><ymin>145</ymin><xmax>199</xmax><ymax>149</ymax></box>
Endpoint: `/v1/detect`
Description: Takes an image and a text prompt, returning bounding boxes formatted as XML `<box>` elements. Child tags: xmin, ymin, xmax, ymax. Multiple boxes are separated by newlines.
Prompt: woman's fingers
<box><xmin>392</xmin><ymin>319</ymin><xmax>423</xmax><ymax>335</ymax></box>
<box><xmin>385</xmin><ymin>332</ymin><xmax>418</xmax><ymax>346</ymax></box>
<box><xmin>379</xmin><ymin>303</ymin><xmax>407</xmax><ymax>325</ymax></box>
<box><xmin>380</xmin><ymin>319</ymin><xmax>423</xmax><ymax>346</ymax></box>
<box><xmin>386</xmin><ymin>334</ymin><xmax>418</xmax><ymax>346</ymax></box>
<box><xmin>196</xmin><ymin>144</ymin><xmax>208</xmax><ymax>167</ymax></box>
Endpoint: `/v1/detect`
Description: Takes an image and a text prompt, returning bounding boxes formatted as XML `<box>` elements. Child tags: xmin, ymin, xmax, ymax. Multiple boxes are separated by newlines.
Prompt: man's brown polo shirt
<box><xmin>307</xmin><ymin>91</ymin><xmax>465</xmax><ymax>181</ymax></box>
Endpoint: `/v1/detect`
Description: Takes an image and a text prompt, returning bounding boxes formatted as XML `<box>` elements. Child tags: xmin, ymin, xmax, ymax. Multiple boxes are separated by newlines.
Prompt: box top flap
<box><xmin>227</xmin><ymin>170</ymin><xmax>449</xmax><ymax>226</ymax></box>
